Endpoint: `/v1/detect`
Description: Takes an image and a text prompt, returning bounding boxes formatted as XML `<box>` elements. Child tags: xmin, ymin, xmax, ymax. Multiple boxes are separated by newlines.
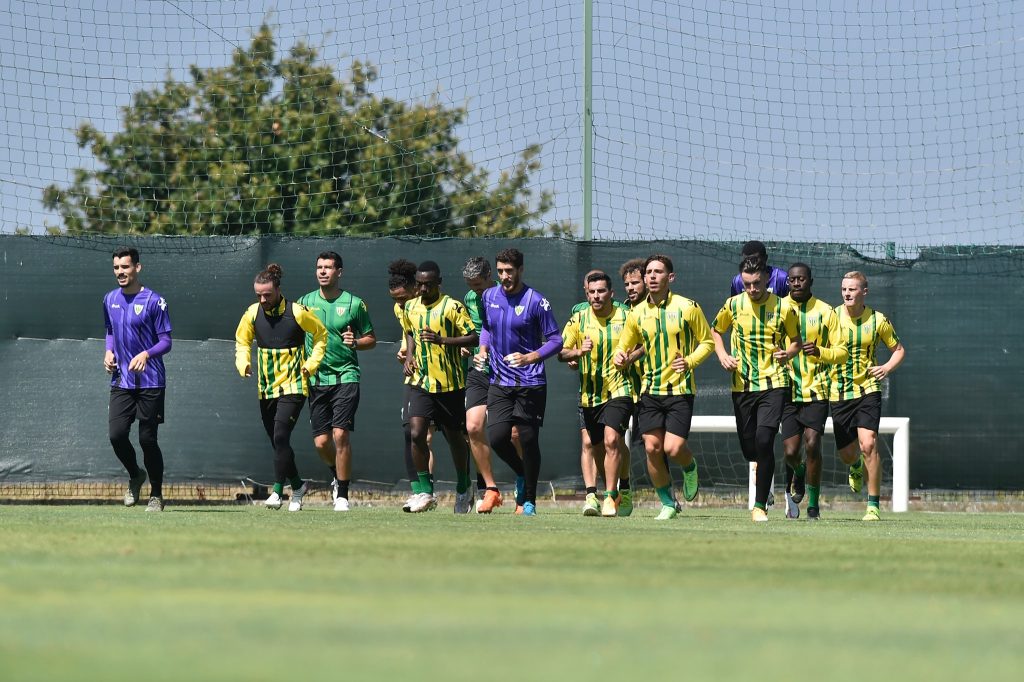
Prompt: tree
<box><xmin>42</xmin><ymin>25</ymin><xmax>574</xmax><ymax>238</ymax></box>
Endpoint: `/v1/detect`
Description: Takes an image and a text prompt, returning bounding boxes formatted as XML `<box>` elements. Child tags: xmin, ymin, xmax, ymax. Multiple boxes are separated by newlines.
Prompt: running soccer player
<box><xmin>402</xmin><ymin>261</ymin><xmax>478</xmax><ymax>513</ymax></box>
<box><xmin>477</xmin><ymin>248</ymin><xmax>563</xmax><ymax>516</ymax></box>
<box><xmin>235</xmin><ymin>264</ymin><xmax>327</xmax><ymax>512</ymax></box>
<box><xmin>612</xmin><ymin>254</ymin><xmax>714</xmax><ymax>520</ymax></box>
<box><xmin>712</xmin><ymin>257</ymin><xmax>801</xmax><ymax>522</ymax></box>
<box><xmin>103</xmin><ymin>247</ymin><xmax>172</xmax><ymax>512</ymax></box>
<box><xmin>830</xmin><ymin>271</ymin><xmax>906</xmax><ymax>521</ymax></box>
<box><xmin>560</xmin><ymin>271</ymin><xmax>632</xmax><ymax>517</ymax></box>
<box><xmin>729</xmin><ymin>240</ymin><xmax>789</xmax><ymax>297</ymax></box>
<box><xmin>299</xmin><ymin>251</ymin><xmax>376</xmax><ymax>512</ymax></box>
<box><xmin>780</xmin><ymin>263</ymin><xmax>848</xmax><ymax>520</ymax></box>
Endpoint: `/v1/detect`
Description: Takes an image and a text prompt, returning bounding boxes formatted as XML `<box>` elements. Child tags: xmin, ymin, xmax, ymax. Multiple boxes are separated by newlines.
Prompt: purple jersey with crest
<box><xmin>103</xmin><ymin>287</ymin><xmax>172</xmax><ymax>389</ymax></box>
<box><xmin>730</xmin><ymin>265</ymin><xmax>790</xmax><ymax>297</ymax></box>
<box><xmin>480</xmin><ymin>284</ymin><xmax>562</xmax><ymax>387</ymax></box>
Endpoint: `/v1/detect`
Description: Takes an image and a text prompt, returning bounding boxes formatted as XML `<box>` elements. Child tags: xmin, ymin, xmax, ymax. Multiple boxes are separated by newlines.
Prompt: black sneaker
<box><xmin>807</xmin><ymin>506</ymin><xmax>820</xmax><ymax>520</ymax></box>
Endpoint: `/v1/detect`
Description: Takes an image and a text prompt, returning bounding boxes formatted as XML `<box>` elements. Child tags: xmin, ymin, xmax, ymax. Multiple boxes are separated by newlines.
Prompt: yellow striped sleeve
<box><xmin>816</xmin><ymin>309</ymin><xmax>849</xmax><ymax>365</ymax></box>
<box><xmin>293</xmin><ymin>303</ymin><xmax>328</xmax><ymax>376</ymax></box>
<box><xmin>878</xmin><ymin>315</ymin><xmax>901</xmax><ymax>350</ymax></box>
<box><xmin>234</xmin><ymin>303</ymin><xmax>258</xmax><ymax>377</ymax></box>
<box><xmin>682</xmin><ymin>302</ymin><xmax>714</xmax><ymax>369</ymax></box>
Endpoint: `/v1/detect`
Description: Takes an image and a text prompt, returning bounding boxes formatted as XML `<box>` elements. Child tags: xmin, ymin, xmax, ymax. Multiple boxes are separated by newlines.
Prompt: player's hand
<box><xmin>242</xmin><ymin>364</ymin><xmax>252</xmax><ymax>378</ymax></box>
<box><xmin>104</xmin><ymin>350</ymin><xmax>117</xmax><ymax>374</ymax></box>
<box><xmin>612</xmin><ymin>350</ymin><xmax>628</xmax><ymax>368</ymax></box>
<box><xmin>670</xmin><ymin>352</ymin><xmax>689</xmax><ymax>373</ymax></box>
<box><xmin>771</xmin><ymin>347</ymin><xmax>790</xmax><ymax>362</ymax></box>
<box><xmin>473</xmin><ymin>350</ymin><xmax>488</xmax><ymax>371</ymax></box>
<box><xmin>580</xmin><ymin>336</ymin><xmax>593</xmax><ymax>353</ymax></box>
<box><xmin>802</xmin><ymin>341</ymin><xmax>820</xmax><ymax>357</ymax></box>
<box><xmin>420</xmin><ymin>329</ymin><xmax>442</xmax><ymax>344</ymax></box>
<box><xmin>718</xmin><ymin>353</ymin><xmax>739</xmax><ymax>371</ymax></box>
<box><xmin>867</xmin><ymin>365</ymin><xmax>889</xmax><ymax>380</ymax></box>
<box><xmin>396</xmin><ymin>347</ymin><xmax>407</xmax><ymax>363</ymax></box>
<box><xmin>403</xmin><ymin>359</ymin><xmax>416</xmax><ymax>377</ymax></box>
<box><xmin>460</xmin><ymin>347</ymin><xmax>472</xmax><ymax>358</ymax></box>
<box><xmin>301</xmin><ymin>366</ymin><xmax>311</xmax><ymax>379</ymax></box>
<box><xmin>342</xmin><ymin>326</ymin><xmax>356</xmax><ymax>348</ymax></box>
<box><xmin>128</xmin><ymin>351</ymin><xmax>149</xmax><ymax>373</ymax></box>
<box><xmin>567</xmin><ymin>360</ymin><xmax>579</xmax><ymax>370</ymax></box>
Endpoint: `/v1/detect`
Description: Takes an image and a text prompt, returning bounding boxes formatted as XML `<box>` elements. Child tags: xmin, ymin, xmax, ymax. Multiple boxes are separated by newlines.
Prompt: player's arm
<box><xmin>868</xmin><ymin>317</ymin><xmax>906</xmax><ymax>380</ymax></box>
<box><xmin>294</xmin><ymin>303</ymin><xmax>328</xmax><ymax>377</ymax></box>
<box><xmin>612</xmin><ymin>312</ymin><xmax>641</xmax><ymax>368</ymax></box>
<box><xmin>103</xmin><ymin>299</ymin><xmax>117</xmax><ymax>373</ymax></box>
<box><xmin>772</xmin><ymin>305</ymin><xmax>802</xmax><ymax>362</ymax></box>
<box><xmin>558</xmin><ymin>316</ymin><xmax>589</xmax><ymax>362</ymax></box>
<box><xmin>711</xmin><ymin>303</ymin><xmax>738</xmax><ymax>371</ymax></box>
<box><xmin>809</xmin><ymin>309</ymin><xmax>849</xmax><ymax>365</ymax></box>
<box><xmin>345</xmin><ymin>301</ymin><xmax>376</xmax><ymax>351</ymax></box>
<box><xmin>234</xmin><ymin>304</ymin><xmax>258</xmax><ymax>377</ymax></box>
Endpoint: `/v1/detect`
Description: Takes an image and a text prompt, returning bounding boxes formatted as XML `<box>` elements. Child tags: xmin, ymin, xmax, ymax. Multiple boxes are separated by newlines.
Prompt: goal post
<box><xmin>689</xmin><ymin>416</ymin><xmax>910</xmax><ymax>513</ymax></box>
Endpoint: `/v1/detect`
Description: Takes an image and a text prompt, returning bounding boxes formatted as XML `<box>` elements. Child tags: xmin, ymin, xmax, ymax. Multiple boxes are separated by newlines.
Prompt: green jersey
<box><xmin>464</xmin><ymin>286</ymin><xmax>494</xmax><ymax>376</ymax></box>
<box><xmin>298</xmin><ymin>289</ymin><xmax>374</xmax><ymax>386</ymax></box>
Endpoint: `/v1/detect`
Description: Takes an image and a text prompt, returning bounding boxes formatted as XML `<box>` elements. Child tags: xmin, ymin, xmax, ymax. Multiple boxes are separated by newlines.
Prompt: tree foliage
<box><xmin>43</xmin><ymin>26</ymin><xmax>574</xmax><ymax>238</ymax></box>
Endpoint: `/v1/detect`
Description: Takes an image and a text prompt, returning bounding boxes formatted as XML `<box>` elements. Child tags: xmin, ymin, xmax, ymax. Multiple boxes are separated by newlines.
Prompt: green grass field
<box><xmin>1</xmin><ymin>503</ymin><xmax>1022</xmax><ymax>681</ymax></box>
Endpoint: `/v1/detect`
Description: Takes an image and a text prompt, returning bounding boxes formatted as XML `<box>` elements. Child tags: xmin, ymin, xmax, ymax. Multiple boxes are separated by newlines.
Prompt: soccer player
<box><xmin>712</xmin><ymin>257</ymin><xmax>801</xmax><ymax>522</ymax></box>
<box><xmin>612</xmin><ymin>255</ymin><xmax>714</xmax><ymax>520</ymax></box>
<box><xmin>103</xmin><ymin>247</ymin><xmax>172</xmax><ymax>512</ymax></box>
<box><xmin>402</xmin><ymin>261</ymin><xmax>479</xmax><ymax>513</ymax></box>
<box><xmin>780</xmin><ymin>263</ymin><xmax>848</xmax><ymax>520</ymax></box>
<box><xmin>235</xmin><ymin>264</ymin><xmax>327</xmax><ymax>512</ymax></box>
<box><xmin>830</xmin><ymin>271</ymin><xmax>906</xmax><ymax>521</ymax></box>
<box><xmin>560</xmin><ymin>271</ymin><xmax>632</xmax><ymax>517</ymax></box>
<box><xmin>477</xmin><ymin>248</ymin><xmax>563</xmax><ymax>516</ymax></box>
<box><xmin>299</xmin><ymin>251</ymin><xmax>376</xmax><ymax>512</ymax></box>
<box><xmin>729</xmin><ymin>240</ymin><xmax>789</xmax><ymax>297</ymax></box>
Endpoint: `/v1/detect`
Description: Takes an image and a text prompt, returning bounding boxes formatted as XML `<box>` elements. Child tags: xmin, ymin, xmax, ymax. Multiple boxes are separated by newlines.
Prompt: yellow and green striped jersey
<box><xmin>402</xmin><ymin>294</ymin><xmax>475</xmax><ymax>393</ymax></box>
<box><xmin>234</xmin><ymin>299</ymin><xmax>327</xmax><ymax>399</ymax></box>
<box><xmin>562</xmin><ymin>306</ymin><xmax>633</xmax><ymax>406</ymax></box>
<box><xmin>713</xmin><ymin>293</ymin><xmax>800</xmax><ymax>393</ymax></box>
<box><xmin>784</xmin><ymin>295</ymin><xmax>848</xmax><ymax>402</ymax></box>
<box><xmin>614</xmin><ymin>292</ymin><xmax>714</xmax><ymax>396</ymax></box>
<box><xmin>829</xmin><ymin>305</ymin><xmax>901</xmax><ymax>401</ymax></box>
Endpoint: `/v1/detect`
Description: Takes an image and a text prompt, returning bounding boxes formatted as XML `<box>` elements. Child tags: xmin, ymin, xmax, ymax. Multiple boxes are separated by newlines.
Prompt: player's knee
<box><xmin>333</xmin><ymin>429</ymin><xmax>350</xmax><ymax>448</ymax></box>
<box><xmin>313</xmin><ymin>433</ymin><xmax>331</xmax><ymax>450</ymax></box>
<box><xmin>755</xmin><ymin>427</ymin><xmax>776</xmax><ymax>456</ymax></box>
<box><xmin>109</xmin><ymin>424</ymin><xmax>131</xmax><ymax>446</ymax></box>
<box><xmin>805</xmin><ymin>433</ymin><xmax>822</xmax><ymax>457</ymax></box>
<box><xmin>487</xmin><ymin>422</ymin><xmax>513</xmax><ymax>451</ymax></box>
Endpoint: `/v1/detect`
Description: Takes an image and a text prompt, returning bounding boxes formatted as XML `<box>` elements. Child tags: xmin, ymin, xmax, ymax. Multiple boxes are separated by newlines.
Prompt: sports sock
<box><xmin>337</xmin><ymin>479</ymin><xmax>350</xmax><ymax>500</ymax></box>
<box><xmin>619</xmin><ymin>477</ymin><xmax>630</xmax><ymax>490</ymax></box>
<box><xmin>410</xmin><ymin>479</ymin><xmax>422</xmax><ymax>495</ymax></box>
<box><xmin>794</xmin><ymin>462</ymin><xmax>806</xmax><ymax>478</ymax></box>
<box><xmin>586</xmin><ymin>486</ymin><xmax>597</xmax><ymax>495</ymax></box>
<box><xmin>456</xmin><ymin>471</ymin><xmax>471</xmax><ymax>494</ymax></box>
<box><xmin>417</xmin><ymin>471</ymin><xmax>433</xmax><ymax>495</ymax></box>
<box><xmin>289</xmin><ymin>476</ymin><xmax>304</xmax><ymax>490</ymax></box>
<box><xmin>868</xmin><ymin>495</ymin><xmax>880</xmax><ymax>509</ymax></box>
<box><xmin>273</xmin><ymin>482</ymin><xmax>284</xmax><ymax>495</ymax></box>
<box><xmin>807</xmin><ymin>484</ymin><xmax>820</xmax><ymax>508</ymax></box>
<box><xmin>605</xmin><ymin>490</ymin><xmax>618</xmax><ymax>499</ymax></box>
<box><xmin>655</xmin><ymin>485</ymin><xmax>674</xmax><ymax>507</ymax></box>
<box><xmin>754</xmin><ymin>501</ymin><xmax>767</xmax><ymax>511</ymax></box>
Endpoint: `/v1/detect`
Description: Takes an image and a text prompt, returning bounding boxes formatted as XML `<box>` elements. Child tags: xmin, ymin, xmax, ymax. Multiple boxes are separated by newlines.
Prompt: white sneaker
<box><xmin>334</xmin><ymin>496</ymin><xmax>350</xmax><ymax>512</ymax></box>
<box><xmin>454</xmin><ymin>489</ymin><xmax>473</xmax><ymax>514</ymax></box>
<box><xmin>402</xmin><ymin>493</ymin><xmax>415</xmax><ymax>512</ymax></box>
<box><xmin>785</xmin><ymin>491</ymin><xmax>800</xmax><ymax>519</ymax></box>
<box><xmin>264</xmin><ymin>492</ymin><xmax>283</xmax><ymax>510</ymax></box>
<box><xmin>288</xmin><ymin>481</ymin><xmax>308</xmax><ymax>512</ymax></box>
<box><xmin>408</xmin><ymin>492</ymin><xmax>437</xmax><ymax>513</ymax></box>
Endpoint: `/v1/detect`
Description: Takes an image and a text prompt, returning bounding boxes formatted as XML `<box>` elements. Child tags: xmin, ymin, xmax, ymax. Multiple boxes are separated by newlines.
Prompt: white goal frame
<box><xmin>689</xmin><ymin>416</ymin><xmax>910</xmax><ymax>513</ymax></box>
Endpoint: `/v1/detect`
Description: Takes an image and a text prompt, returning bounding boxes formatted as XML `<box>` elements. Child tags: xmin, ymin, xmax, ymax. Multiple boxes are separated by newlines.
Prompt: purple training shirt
<box><xmin>730</xmin><ymin>264</ymin><xmax>790</xmax><ymax>297</ymax></box>
<box><xmin>103</xmin><ymin>287</ymin><xmax>172</xmax><ymax>389</ymax></box>
<box><xmin>480</xmin><ymin>284</ymin><xmax>562</xmax><ymax>387</ymax></box>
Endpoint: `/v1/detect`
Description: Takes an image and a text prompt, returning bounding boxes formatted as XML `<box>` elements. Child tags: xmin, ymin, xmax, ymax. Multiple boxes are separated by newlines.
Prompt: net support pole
<box><xmin>582</xmin><ymin>0</ymin><xmax>593</xmax><ymax>241</ymax></box>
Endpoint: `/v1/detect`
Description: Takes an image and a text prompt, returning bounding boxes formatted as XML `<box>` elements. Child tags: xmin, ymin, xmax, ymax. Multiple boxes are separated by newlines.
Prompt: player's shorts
<box><xmin>731</xmin><ymin>388</ymin><xmax>787</xmax><ymax>442</ymax></box>
<box><xmin>464</xmin><ymin>368</ymin><xmax>490</xmax><ymax>410</ymax></box>
<box><xmin>487</xmin><ymin>384</ymin><xmax>547</xmax><ymax>427</ymax></box>
<box><xmin>407</xmin><ymin>386</ymin><xmax>467</xmax><ymax>432</ymax></box>
<box><xmin>258</xmin><ymin>394</ymin><xmax>306</xmax><ymax>441</ymax></box>
<box><xmin>636</xmin><ymin>393</ymin><xmax>694</xmax><ymax>438</ymax></box>
<box><xmin>581</xmin><ymin>397</ymin><xmax>634</xmax><ymax>445</ymax></box>
<box><xmin>780</xmin><ymin>398</ymin><xmax>829</xmax><ymax>440</ymax></box>
<box><xmin>830</xmin><ymin>392</ymin><xmax>882</xmax><ymax>450</ymax></box>
<box><xmin>309</xmin><ymin>383</ymin><xmax>360</xmax><ymax>435</ymax></box>
<box><xmin>109</xmin><ymin>387</ymin><xmax>165</xmax><ymax>425</ymax></box>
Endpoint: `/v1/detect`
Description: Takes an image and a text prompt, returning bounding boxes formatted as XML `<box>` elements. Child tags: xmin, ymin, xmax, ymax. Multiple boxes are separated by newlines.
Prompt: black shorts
<box><xmin>581</xmin><ymin>397</ymin><xmax>634</xmax><ymax>445</ymax></box>
<box><xmin>309</xmin><ymin>383</ymin><xmax>360</xmax><ymax>435</ymax></box>
<box><xmin>259</xmin><ymin>394</ymin><xmax>306</xmax><ymax>441</ymax></box>
<box><xmin>465</xmin><ymin>368</ymin><xmax>490</xmax><ymax>410</ymax></box>
<box><xmin>780</xmin><ymin>399</ymin><xmax>829</xmax><ymax>440</ymax></box>
<box><xmin>109</xmin><ymin>387</ymin><xmax>165</xmax><ymax>426</ymax></box>
<box><xmin>487</xmin><ymin>384</ymin><xmax>547</xmax><ymax>427</ymax></box>
<box><xmin>636</xmin><ymin>393</ymin><xmax>694</xmax><ymax>438</ymax></box>
<box><xmin>831</xmin><ymin>392</ymin><xmax>882</xmax><ymax>450</ymax></box>
<box><xmin>731</xmin><ymin>388</ymin><xmax>787</xmax><ymax>441</ymax></box>
<box><xmin>407</xmin><ymin>386</ymin><xmax>467</xmax><ymax>432</ymax></box>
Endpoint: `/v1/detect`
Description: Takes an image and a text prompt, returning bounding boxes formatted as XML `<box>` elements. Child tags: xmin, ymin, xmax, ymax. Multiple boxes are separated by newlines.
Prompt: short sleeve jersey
<box><xmin>298</xmin><ymin>289</ymin><xmax>374</xmax><ymax>386</ymax></box>
<box><xmin>613</xmin><ymin>292</ymin><xmax>714</xmax><ymax>396</ymax></box>
<box><xmin>713</xmin><ymin>292</ymin><xmax>800</xmax><ymax>393</ymax></box>
<box><xmin>784</xmin><ymin>295</ymin><xmax>847</xmax><ymax>402</ymax></box>
<box><xmin>402</xmin><ymin>294</ymin><xmax>475</xmax><ymax>393</ymax></box>
<box><xmin>830</xmin><ymin>306</ymin><xmax>901</xmax><ymax>401</ymax></box>
<box><xmin>103</xmin><ymin>287</ymin><xmax>172</xmax><ymax>389</ymax></box>
<box><xmin>562</xmin><ymin>306</ymin><xmax>633</xmax><ymax>407</ymax></box>
<box><xmin>464</xmin><ymin>287</ymin><xmax>490</xmax><ymax>375</ymax></box>
<box><xmin>481</xmin><ymin>284</ymin><xmax>561</xmax><ymax>388</ymax></box>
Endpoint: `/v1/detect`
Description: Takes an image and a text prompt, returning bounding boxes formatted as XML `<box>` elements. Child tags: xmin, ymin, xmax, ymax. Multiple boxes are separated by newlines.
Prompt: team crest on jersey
<box><xmin>514</xmin><ymin>305</ymin><xmax>525</xmax><ymax>316</ymax></box>
<box><xmin>133</xmin><ymin>304</ymin><xmax>144</xmax><ymax>315</ymax></box>
<box><xmin>612</xmin><ymin>324</ymin><xmax>623</xmax><ymax>334</ymax></box>
<box><xmin>335</xmin><ymin>306</ymin><xmax>346</xmax><ymax>316</ymax></box>
<box><xmin>666</xmin><ymin>311</ymin><xmax>679</xmax><ymax>322</ymax></box>
<box><xmin>765</xmin><ymin>312</ymin><xmax>776</xmax><ymax>322</ymax></box>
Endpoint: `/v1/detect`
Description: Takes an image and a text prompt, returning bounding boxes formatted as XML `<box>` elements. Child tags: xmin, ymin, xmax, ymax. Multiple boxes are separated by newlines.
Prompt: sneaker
<box><xmin>601</xmin><ymin>495</ymin><xmax>618</xmax><ymax>517</ymax></box>
<box><xmin>582</xmin><ymin>492</ymin><xmax>601</xmax><ymax>516</ymax></box>
<box><xmin>849</xmin><ymin>457</ymin><xmax>864</xmax><ymax>493</ymax></box>
<box><xmin>514</xmin><ymin>504</ymin><xmax>525</xmax><ymax>515</ymax></box>
<box><xmin>681</xmin><ymin>463</ymin><xmax>699</xmax><ymax>502</ymax></box>
<box><xmin>674</xmin><ymin>499</ymin><xmax>684</xmax><ymax>513</ymax></box>
<box><xmin>408</xmin><ymin>492</ymin><xmax>437</xmax><ymax>513</ymax></box>
<box><xmin>264</xmin><ymin>492</ymin><xmax>283</xmax><ymax>510</ymax></box>
<box><xmin>288</xmin><ymin>482</ymin><xmax>308</xmax><ymax>512</ymax></box>
<box><xmin>333</xmin><ymin>496</ymin><xmax>350</xmax><ymax>512</ymax></box>
<box><xmin>752</xmin><ymin>507</ymin><xmax>769</xmax><ymax>522</ymax></box>
<box><xmin>454</xmin><ymin>489</ymin><xmax>473</xmax><ymax>514</ymax></box>
<box><xmin>617</xmin><ymin>489</ymin><xmax>633</xmax><ymax>517</ymax></box>
<box><xmin>791</xmin><ymin>468</ymin><xmax>806</xmax><ymax>503</ymax></box>
<box><xmin>862</xmin><ymin>506</ymin><xmax>881</xmax><ymax>522</ymax></box>
<box><xmin>522</xmin><ymin>501</ymin><xmax>536</xmax><ymax>516</ymax></box>
<box><xmin>785</xmin><ymin>491</ymin><xmax>800</xmax><ymax>519</ymax></box>
<box><xmin>477</xmin><ymin>489</ymin><xmax>503</xmax><ymax>513</ymax></box>
<box><xmin>402</xmin><ymin>493</ymin><xmax>416</xmax><ymax>512</ymax></box>
<box><xmin>124</xmin><ymin>468</ymin><xmax>147</xmax><ymax>507</ymax></box>
<box><xmin>514</xmin><ymin>476</ymin><xmax>525</xmax><ymax>505</ymax></box>
<box><xmin>766</xmin><ymin>491</ymin><xmax>775</xmax><ymax>508</ymax></box>
<box><xmin>807</xmin><ymin>506</ymin><xmax>821</xmax><ymax>520</ymax></box>
<box><xmin>655</xmin><ymin>505</ymin><xmax>678</xmax><ymax>520</ymax></box>
<box><xmin>145</xmin><ymin>496</ymin><xmax>164</xmax><ymax>512</ymax></box>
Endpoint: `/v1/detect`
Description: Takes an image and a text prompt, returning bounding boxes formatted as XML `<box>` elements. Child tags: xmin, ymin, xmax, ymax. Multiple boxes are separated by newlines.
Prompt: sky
<box><xmin>1</xmin><ymin>0</ymin><xmax>1022</xmax><ymax>253</ymax></box>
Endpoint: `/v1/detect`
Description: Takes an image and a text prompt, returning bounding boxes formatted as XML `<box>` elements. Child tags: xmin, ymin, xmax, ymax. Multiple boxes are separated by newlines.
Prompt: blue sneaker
<box><xmin>522</xmin><ymin>501</ymin><xmax>536</xmax><ymax>516</ymax></box>
<box><xmin>514</xmin><ymin>476</ymin><xmax>525</xmax><ymax>505</ymax></box>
